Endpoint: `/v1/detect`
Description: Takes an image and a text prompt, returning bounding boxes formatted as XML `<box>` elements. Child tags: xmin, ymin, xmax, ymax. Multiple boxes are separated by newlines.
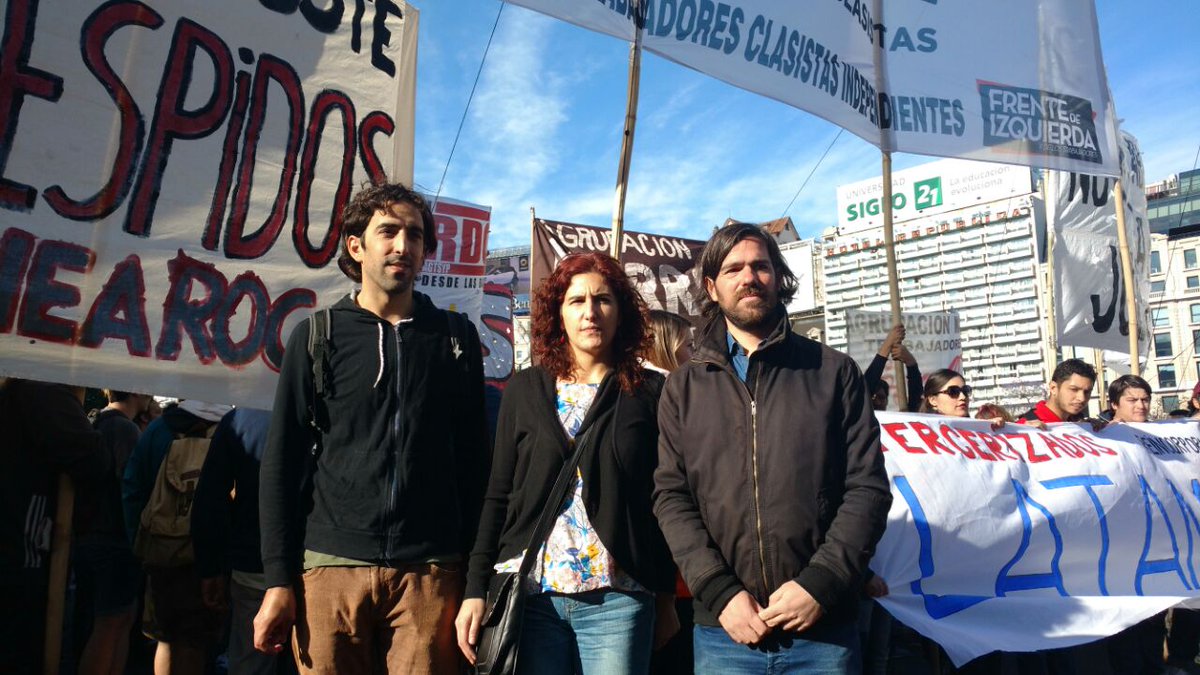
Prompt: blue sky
<box><xmin>411</xmin><ymin>1</ymin><xmax>1200</xmax><ymax>248</ymax></box>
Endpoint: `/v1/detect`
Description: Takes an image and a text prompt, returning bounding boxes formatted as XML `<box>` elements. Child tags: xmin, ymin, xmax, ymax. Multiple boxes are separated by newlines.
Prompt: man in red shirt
<box><xmin>1020</xmin><ymin>359</ymin><xmax>1096</xmax><ymax>424</ymax></box>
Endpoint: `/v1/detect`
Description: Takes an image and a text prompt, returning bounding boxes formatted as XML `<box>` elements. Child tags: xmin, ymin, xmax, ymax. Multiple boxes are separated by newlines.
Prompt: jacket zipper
<box><xmin>384</xmin><ymin>324</ymin><xmax>404</xmax><ymax>560</ymax></box>
<box><xmin>750</xmin><ymin>377</ymin><xmax>770</xmax><ymax>598</ymax></box>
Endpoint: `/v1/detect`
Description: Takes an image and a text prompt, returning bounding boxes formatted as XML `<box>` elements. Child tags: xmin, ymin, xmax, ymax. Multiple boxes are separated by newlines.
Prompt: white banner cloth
<box><xmin>873</xmin><ymin>413</ymin><xmax>1200</xmax><ymax>664</ymax></box>
<box><xmin>844</xmin><ymin>309</ymin><xmax>962</xmax><ymax>409</ymax></box>
<box><xmin>504</xmin><ymin>0</ymin><xmax>1120</xmax><ymax>175</ymax></box>
<box><xmin>1049</xmin><ymin>131</ymin><xmax>1151</xmax><ymax>355</ymax></box>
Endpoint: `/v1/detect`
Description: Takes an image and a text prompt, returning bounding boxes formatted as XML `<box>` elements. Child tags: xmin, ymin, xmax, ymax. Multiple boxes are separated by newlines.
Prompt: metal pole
<box><xmin>881</xmin><ymin>152</ymin><xmax>907</xmax><ymax>411</ymax></box>
<box><xmin>1114</xmin><ymin>180</ymin><xmax>1140</xmax><ymax>375</ymax></box>
<box><xmin>610</xmin><ymin>2</ymin><xmax>643</xmax><ymax>261</ymax></box>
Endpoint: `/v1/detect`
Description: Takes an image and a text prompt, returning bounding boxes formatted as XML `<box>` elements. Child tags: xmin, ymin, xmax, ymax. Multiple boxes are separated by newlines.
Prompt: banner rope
<box><xmin>780</xmin><ymin>128</ymin><xmax>842</xmax><ymax>218</ymax></box>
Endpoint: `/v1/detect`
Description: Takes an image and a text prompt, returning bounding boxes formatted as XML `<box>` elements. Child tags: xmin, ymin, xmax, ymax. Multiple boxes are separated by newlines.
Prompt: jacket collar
<box><xmin>333</xmin><ymin>290</ymin><xmax>439</xmax><ymax>325</ymax></box>
<box><xmin>694</xmin><ymin>305</ymin><xmax>790</xmax><ymax>367</ymax></box>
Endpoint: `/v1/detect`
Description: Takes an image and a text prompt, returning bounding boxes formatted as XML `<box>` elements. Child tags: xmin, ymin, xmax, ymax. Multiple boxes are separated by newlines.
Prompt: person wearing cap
<box><xmin>122</xmin><ymin>399</ymin><xmax>231</xmax><ymax>675</ymax></box>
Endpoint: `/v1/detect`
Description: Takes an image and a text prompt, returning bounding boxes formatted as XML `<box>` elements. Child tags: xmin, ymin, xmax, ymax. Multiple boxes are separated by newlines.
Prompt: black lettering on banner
<box><xmin>17</xmin><ymin>238</ymin><xmax>96</xmax><ymax>344</ymax></box>
<box><xmin>1067</xmin><ymin>172</ymin><xmax>1110</xmax><ymax>207</ymax></box>
<box><xmin>78</xmin><ymin>254</ymin><xmax>151</xmax><ymax>356</ymax></box>
<box><xmin>1089</xmin><ymin>245</ymin><xmax>1128</xmax><ymax>336</ymax></box>
<box><xmin>44</xmin><ymin>1</ymin><xmax>163</xmax><ymax>221</ymax></box>
<box><xmin>0</xmin><ymin>227</ymin><xmax>37</xmax><ymax>332</ymax></box>
<box><xmin>357</xmin><ymin>110</ymin><xmax>394</xmax><ymax>183</ymax></box>
<box><xmin>0</xmin><ymin>0</ymin><xmax>64</xmax><ymax>212</ymax></box>
<box><xmin>212</xmin><ymin>270</ymin><xmax>270</xmax><ymax>366</ymax></box>
<box><xmin>203</xmin><ymin>60</ymin><xmax>253</xmax><ymax>251</ymax></box>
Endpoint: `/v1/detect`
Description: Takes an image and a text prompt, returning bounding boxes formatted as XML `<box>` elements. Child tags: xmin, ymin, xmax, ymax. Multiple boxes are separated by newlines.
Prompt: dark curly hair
<box><xmin>337</xmin><ymin>182</ymin><xmax>437</xmax><ymax>282</ymax></box>
<box><xmin>531</xmin><ymin>253</ymin><xmax>651</xmax><ymax>394</ymax></box>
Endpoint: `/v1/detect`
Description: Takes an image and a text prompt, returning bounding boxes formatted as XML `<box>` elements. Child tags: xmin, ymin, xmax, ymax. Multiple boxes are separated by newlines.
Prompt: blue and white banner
<box><xmin>505</xmin><ymin>0</ymin><xmax>1120</xmax><ymax>175</ymax></box>
<box><xmin>873</xmin><ymin>413</ymin><xmax>1200</xmax><ymax>664</ymax></box>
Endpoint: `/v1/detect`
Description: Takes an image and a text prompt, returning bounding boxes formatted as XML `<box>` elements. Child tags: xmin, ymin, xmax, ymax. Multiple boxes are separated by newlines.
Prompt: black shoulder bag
<box><xmin>473</xmin><ymin>425</ymin><xmax>594</xmax><ymax>675</ymax></box>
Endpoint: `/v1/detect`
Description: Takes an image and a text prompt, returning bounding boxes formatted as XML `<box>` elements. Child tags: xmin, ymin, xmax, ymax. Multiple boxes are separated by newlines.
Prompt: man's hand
<box><xmin>759</xmin><ymin>580</ymin><xmax>824</xmax><ymax>633</ymax></box>
<box><xmin>253</xmin><ymin>586</ymin><xmax>296</xmax><ymax>655</ymax></box>
<box><xmin>718</xmin><ymin>590</ymin><xmax>771</xmax><ymax>645</ymax></box>
<box><xmin>878</xmin><ymin>324</ymin><xmax>906</xmax><ymax>358</ymax></box>
<box><xmin>200</xmin><ymin>576</ymin><xmax>228</xmax><ymax>611</ymax></box>
<box><xmin>653</xmin><ymin>593</ymin><xmax>681</xmax><ymax>650</ymax></box>
<box><xmin>455</xmin><ymin>598</ymin><xmax>486</xmax><ymax>664</ymax></box>
<box><xmin>864</xmin><ymin>575</ymin><xmax>889</xmax><ymax>599</ymax></box>
<box><xmin>891</xmin><ymin>343</ymin><xmax>917</xmax><ymax>367</ymax></box>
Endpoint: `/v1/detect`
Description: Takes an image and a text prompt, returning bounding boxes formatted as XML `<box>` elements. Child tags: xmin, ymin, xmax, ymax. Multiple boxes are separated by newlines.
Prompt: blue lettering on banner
<box><xmin>995</xmin><ymin>480</ymin><xmax>1067</xmax><ymax>597</ymax></box>
<box><xmin>1136</xmin><ymin>476</ymin><xmax>1192</xmax><ymax>595</ymax></box>
<box><xmin>1042</xmin><ymin>475</ymin><xmax>1114</xmax><ymax>595</ymax></box>
<box><xmin>1168</xmin><ymin>481</ymin><xmax>1200</xmax><ymax>588</ymax></box>
<box><xmin>894</xmin><ymin>476</ymin><xmax>989</xmax><ymax>619</ymax></box>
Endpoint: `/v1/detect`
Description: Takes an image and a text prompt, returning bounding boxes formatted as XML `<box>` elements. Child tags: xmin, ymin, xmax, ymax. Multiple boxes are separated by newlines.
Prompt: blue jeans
<box><xmin>518</xmin><ymin>589</ymin><xmax>655</xmax><ymax>675</ymax></box>
<box><xmin>693</xmin><ymin>619</ymin><xmax>860</xmax><ymax>674</ymax></box>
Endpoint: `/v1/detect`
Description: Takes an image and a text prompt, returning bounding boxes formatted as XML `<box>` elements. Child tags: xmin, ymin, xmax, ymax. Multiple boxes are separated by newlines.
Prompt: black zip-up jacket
<box><xmin>465</xmin><ymin>367</ymin><xmax>675</xmax><ymax>599</ymax></box>
<box><xmin>192</xmin><ymin>408</ymin><xmax>271</xmax><ymax>578</ymax></box>
<box><xmin>654</xmin><ymin>310</ymin><xmax>892</xmax><ymax>627</ymax></box>
<box><xmin>260</xmin><ymin>292</ymin><xmax>488</xmax><ymax>588</ymax></box>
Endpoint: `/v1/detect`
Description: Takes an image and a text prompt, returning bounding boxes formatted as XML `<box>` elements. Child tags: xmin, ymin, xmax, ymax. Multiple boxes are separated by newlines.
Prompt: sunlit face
<box><xmin>706</xmin><ymin>238</ymin><xmax>779</xmax><ymax>332</ymax></box>
<box><xmin>928</xmin><ymin>375</ymin><xmax>970</xmax><ymax>417</ymax></box>
<box><xmin>347</xmin><ymin>201</ymin><xmax>427</xmax><ymax>298</ymax></box>
<box><xmin>560</xmin><ymin>272</ymin><xmax>619</xmax><ymax>365</ymax></box>
<box><xmin>1049</xmin><ymin>374</ymin><xmax>1094</xmax><ymax>419</ymax></box>
<box><xmin>1111</xmin><ymin>387</ymin><xmax>1151</xmax><ymax>423</ymax></box>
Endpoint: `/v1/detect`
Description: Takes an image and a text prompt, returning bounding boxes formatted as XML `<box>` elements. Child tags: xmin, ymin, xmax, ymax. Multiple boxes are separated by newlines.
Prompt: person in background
<box><xmin>920</xmin><ymin>369</ymin><xmax>1006</xmax><ymax>429</ymax></box>
<box><xmin>655</xmin><ymin>222</ymin><xmax>890</xmax><ymax>674</ymax></box>
<box><xmin>77</xmin><ymin>390</ymin><xmax>151</xmax><ymax>675</ymax></box>
<box><xmin>1020</xmin><ymin>359</ymin><xmax>1097</xmax><ymax>426</ymax></box>
<box><xmin>644</xmin><ymin>308</ymin><xmax>695</xmax><ymax>675</ymax></box>
<box><xmin>0</xmin><ymin>379</ymin><xmax>103</xmax><ymax>674</ymax></box>
<box><xmin>457</xmin><ymin>252</ymin><xmax>678</xmax><ymax>674</ymax></box>
<box><xmin>645</xmin><ymin>309</ymin><xmax>693</xmax><ymax>375</ymax></box>
<box><xmin>122</xmin><ymin>399</ymin><xmax>230</xmax><ymax>675</ymax></box>
<box><xmin>864</xmin><ymin>324</ymin><xmax>922</xmax><ymax>412</ymax></box>
<box><xmin>1187</xmin><ymin>382</ymin><xmax>1200</xmax><ymax>420</ymax></box>
<box><xmin>1107</xmin><ymin>375</ymin><xmax>1152</xmax><ymax>424</ymax></box>
<box><xmin>192</xmin><ymin>407</ymin><xmax>296</xmax><ymax>675</ymax></box>
<box><xmin>974</xmin><ymin>403</ymin><xmax>1014</xmax><ymax>424</ymax></box>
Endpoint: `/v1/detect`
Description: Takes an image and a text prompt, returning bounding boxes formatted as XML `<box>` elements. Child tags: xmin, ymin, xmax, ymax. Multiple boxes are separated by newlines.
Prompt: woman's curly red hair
<box><xmin>531</xmin><ymin>252</ymin><xmax>651</xmax><ymax>394</ymax></box>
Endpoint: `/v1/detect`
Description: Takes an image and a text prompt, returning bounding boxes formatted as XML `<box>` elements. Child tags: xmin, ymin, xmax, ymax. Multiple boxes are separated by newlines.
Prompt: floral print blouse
<box><xmin>494</xmin><ymin>381</ymin><xmax>643</xmax><ymax>594</ymax></box>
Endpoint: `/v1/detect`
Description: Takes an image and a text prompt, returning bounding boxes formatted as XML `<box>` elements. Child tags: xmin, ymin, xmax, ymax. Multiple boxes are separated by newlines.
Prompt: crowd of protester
<box><xmin>4</xmin><ymin>182</ymin><xmax>1200</xmax><ymax>675</ymax></box>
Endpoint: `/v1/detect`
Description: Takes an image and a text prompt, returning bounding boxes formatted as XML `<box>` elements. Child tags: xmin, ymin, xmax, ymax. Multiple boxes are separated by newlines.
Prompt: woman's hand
<box><xmin>987</xmin><ymin>416</ymin><xmax>1006</xmax><ymax>430</ymax></box>
<box><xmin>654</xmin><ymin>593</ymin><xmax>681</xmax><ymax>649</ymax></box>
<box><xmin>455</xmin><ymin>598</ymin><xmax>486</xmax><ymax>664</ymax></box>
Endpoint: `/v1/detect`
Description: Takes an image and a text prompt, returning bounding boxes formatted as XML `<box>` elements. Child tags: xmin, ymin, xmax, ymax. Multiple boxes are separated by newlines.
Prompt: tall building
<box><xmin>1145</xmin><ymin>224</ymin><xmax>1200</xmax><ymax>413</ymax></box>
<box><xmin>1147</xmin><ymin>168</ymin><xmax>1200</xmax><ymax>234</ymax></box>
<box><xmin>822</xmin><ymin>158</ymin><xmax>1049</xmax><ymax>411</ymax></box>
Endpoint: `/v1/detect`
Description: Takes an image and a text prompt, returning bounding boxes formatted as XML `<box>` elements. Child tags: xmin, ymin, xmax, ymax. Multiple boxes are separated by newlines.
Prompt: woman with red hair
<box><xmin>456</xmin><ymin>253</ymin><xmax>678</xmax><ymax>674</ymax></box>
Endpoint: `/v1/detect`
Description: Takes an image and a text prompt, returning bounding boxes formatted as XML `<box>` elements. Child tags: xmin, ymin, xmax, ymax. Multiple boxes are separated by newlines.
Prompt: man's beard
<box><xmin>722</xmin><ymin>287</ymin><xmax>778</xmax><ymax>332</ymax></box>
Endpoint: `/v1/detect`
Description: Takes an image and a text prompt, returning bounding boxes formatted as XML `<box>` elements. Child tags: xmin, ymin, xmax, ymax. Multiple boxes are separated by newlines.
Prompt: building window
<box><xmin>1154</xmin><ymin>308</ymin><xmax>1170</xmax><ymax>328</ymax></box>
<box><xmin>1153</xmin><ymin>280</ymin><xmax>1167</xmax><ymax>295</ymax></box>
<box><xmin>1156</xmin><ymin>333</ymin><xmax>1174</xmax><ymax>358</ymax></box>
<box><xmin>1195</xmin><ymin>330</ymin><xmax>1200</xmax><ymax>353</ymax></box>
<box><xmin>1163</xmin><ymin>395</ymin><xmax>1180</xmax><ymax>413</ymax></box>
<box><xmin>1188</xmin><ymin>249</ymin><xmax>1198</xmax><ymax>270</ymax></box>
<box><xmin>1192</xmin><ymin>304</ymin><xmax>1200</xmax><ymax>324</ymax></box>
<box><xmin>1191</xmin><ymin>276</ymin><xmax>1200</xmax><ymax>290</ymax></box>
<box><xmin>1151</xmin><ymin>250</ymin><xmax>1162</xmax><ymax>274</ymax></box>
<box><xmin>1159</xmin><ymin>365</ymin><xmax>1177</xmax><ymax>389</ymax></box>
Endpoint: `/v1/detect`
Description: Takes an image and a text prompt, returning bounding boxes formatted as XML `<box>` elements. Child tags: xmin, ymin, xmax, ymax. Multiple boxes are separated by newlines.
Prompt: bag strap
<box><xmin>515</xmin><ymin>424</ymin><xmax>596</xmax><ymax>577</ymax></box>
<box><xmin>307</xmin><ymin>308</ymin><xmax>332</xmax><ymax>433</ymax></box>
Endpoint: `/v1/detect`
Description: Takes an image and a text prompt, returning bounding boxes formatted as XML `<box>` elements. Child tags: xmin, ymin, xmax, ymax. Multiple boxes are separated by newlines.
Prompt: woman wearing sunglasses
<box><xmin>919</xmin><ymin>369</ymin><xmax>1006</xmax><ymax>429</ymax></box>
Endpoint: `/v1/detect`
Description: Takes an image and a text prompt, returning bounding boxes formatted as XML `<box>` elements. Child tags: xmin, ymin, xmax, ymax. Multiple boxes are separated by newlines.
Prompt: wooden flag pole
<box><xmin>1114</xmin><ymin>180</ymin><xmax>1140</xmax><ymax>376</ymax></box>
<box><xmin>881</xmin><ymin>152</ymin><xmax>907</xmax><ymax>411</ymax></box>
<box><xmin>610</xmin><ymin>1</ymin><xmax>643</xmax><ymax>261</ymax></box>
<box><xmin>1042</xmin><ymin>173</ymin><xmax>1060</xmax><ymax>388</ymax></box>
<box><xmin>43</xmin><ymin>473</ymin><xmax>74</xmax><ymax>675</ymax></box>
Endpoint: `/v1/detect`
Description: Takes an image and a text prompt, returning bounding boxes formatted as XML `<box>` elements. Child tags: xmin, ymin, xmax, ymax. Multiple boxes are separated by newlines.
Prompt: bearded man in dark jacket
<box><xmin>254</xmin><ymin>183</ymin><xmax>488</xmax><ymax>675</ymax></box>
<box><xmin>654</xmin><ymin>222</ymin><xmax>892</xmax><ymax>674</ymax></box>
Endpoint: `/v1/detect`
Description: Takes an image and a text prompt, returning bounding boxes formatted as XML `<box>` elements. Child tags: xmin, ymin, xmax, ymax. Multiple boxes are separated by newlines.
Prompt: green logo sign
<box><xmin>913</xmin><ymin>177</ymin><xmax>943</xmax><ymax>210</ymax></box>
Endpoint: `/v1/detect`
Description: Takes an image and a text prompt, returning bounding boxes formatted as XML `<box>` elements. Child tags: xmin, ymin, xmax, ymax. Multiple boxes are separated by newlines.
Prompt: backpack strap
<box><xmin>307</xmin><ymin>308</ymin><xmax>332</xmax><ymax>434</ymax></box>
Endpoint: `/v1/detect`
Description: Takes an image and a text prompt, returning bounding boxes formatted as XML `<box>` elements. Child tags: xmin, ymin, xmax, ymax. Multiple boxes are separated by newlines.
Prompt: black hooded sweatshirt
<box><xmin>259</xmin><ymin>292</ymin><xmax>488</xmax><ymax>588</ymax></box>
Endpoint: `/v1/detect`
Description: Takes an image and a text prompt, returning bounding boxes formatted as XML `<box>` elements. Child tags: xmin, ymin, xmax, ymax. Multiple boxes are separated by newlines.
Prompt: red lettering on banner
<box><xmin>125</xmin><ymin>18</ymin><xmax>234</xmax><ymax>237</ymax></box>
<box><xmin>882</xmin><ymin>422</ymin><xmax>925</xmax><ymax>454</ymax></box>
<box><xmin>17</xmin><ymin>238</ymin><xmax>96</xmax><ymax>344</ymax></box>
<box><xmin>44</xmin><ymin>2</ymin><xmax>163</xmax><ymax>221</ymax></box>
<box><xmin>0</xmin><ymin>227</ymin><xmax>37</xmax><ymax>331</ymax></box>
<box><xmin>203</xmin><ymin>68</ymin><xmax>251</xmax><ymax>251</ymax></box>
<box><xmin>292</xmin><ymin>89</ymin><xmax>356</xmax><ymax>268</ymax></box>
<box><xmin>978</xmin><ymin>432</ymin><xmax>1014</xmax><ymax>461</ymax></box>
<box><xmin>1004</xmin><ymin>432</ymin><xmax>1051</xmax><ymax>463</ymax></box>
<box><xmin>959</xmin><ymin>429</ymin><xmax>994</xmax><ymax>460</ymax></box>
<box><xmin>911</xmin><ymin>421</ymin><xmax>956</xmax><ymax>456</ymax></box>
<box><xmin>357</xmin><ymin>110</ymin><xmax>393</xmax><ymax>183</ymax></box>
<box><xmin>224</xmin><ymin>54</ymin><xmax>304</xmax><ymax>259</ymax></box>
<box><xmin>938</xmin><ymin>424</ymin><xmax>973</xmax><ymax>457</ymax></box>
<box><xmin>0</xmin><ymin>0</ymin><xmax>64</xmax><ymax>212</ymax></box>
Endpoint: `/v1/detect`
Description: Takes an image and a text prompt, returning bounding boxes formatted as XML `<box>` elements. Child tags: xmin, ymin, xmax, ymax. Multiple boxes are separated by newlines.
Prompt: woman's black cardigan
<box><xmin>464</xmin><ymin>366</ymin><xmax>676</xmax><ymax>599</ymax></box>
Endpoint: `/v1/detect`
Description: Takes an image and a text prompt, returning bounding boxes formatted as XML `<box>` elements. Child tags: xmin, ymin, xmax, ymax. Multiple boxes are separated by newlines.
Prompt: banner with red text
<box><xmin>504</xmin><ymin>0</ymin><xmax>1120</xmax><ymax>175</ymax></box>
<box><xmin>531</xmin><ymin>218</ymin><xmax>706</xmax><ymax>325</ymax></box>
<box><xmin>0</xmin><ymin>0</ymin><xmax>421</xmax><ymax>409</ymax></box>
<box><xmin>873</xmin><ymin>414</ymin><xmax>1200</xmax><ymax>664</ymax></box>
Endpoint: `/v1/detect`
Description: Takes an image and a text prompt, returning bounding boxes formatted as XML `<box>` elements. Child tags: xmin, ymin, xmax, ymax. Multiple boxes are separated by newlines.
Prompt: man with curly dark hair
<box><xmin>255</xmin><ymin>182</ymin><xmax>488</xmax><ymax>674</ymax></box>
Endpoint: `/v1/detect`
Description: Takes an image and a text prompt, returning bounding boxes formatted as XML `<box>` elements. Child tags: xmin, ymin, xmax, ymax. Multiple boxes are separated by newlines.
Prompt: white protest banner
<box><xmin>779</xmin><ymin>239</ymin><xmax>817</xmax><ymax>314</ymax></box>
<box><xmin>844</xmin><ymin>309</ymin><xmax>961</xmax><ymax>408</ymax></box>
<box><xmin>0</xmin><ymin>0</ymin><xmax>425</xmax><ymax>409</ymax></box>
<box><xmin>873</xmin><ymin>414</ymin><xmax>1200</xmax><ymax>665</ymax></box>
<box><xmin>419</xmin><ymin>198</ymin><xmax>490</xmax><ymax>326</ymax></box>
<box><xmin>1050</xmin><ymin>130</ymin><xmax>1151</xmax><ymax>355</ymax></box>
<box><xmin>504</xmin><ymin>0</ymin><xmax>1119</xmax><ymax>175</ymax></box>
